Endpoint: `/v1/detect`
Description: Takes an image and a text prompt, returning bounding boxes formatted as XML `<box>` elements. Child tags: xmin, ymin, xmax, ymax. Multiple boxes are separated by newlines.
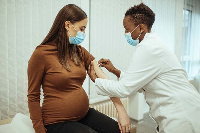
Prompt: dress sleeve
<box><xmin>27</xmin><ymin>47</ymin><xmax>46</xmax><ymax>133</ymax></box>
<box><xmin>81</xmin><ymin>46</ymin><xmax>95</xmax><ymax>70</ymax></box>
<box><xmin>95</xmin><ymin>47</ymin><xmax>162</xmax><ymax>98</ymax></box>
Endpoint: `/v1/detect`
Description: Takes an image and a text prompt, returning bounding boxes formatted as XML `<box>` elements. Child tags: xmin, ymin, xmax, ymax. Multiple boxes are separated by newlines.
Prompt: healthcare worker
<box><xmin>89</xmin><ymin>3</ymin><xmax>200</xmax><ymax>133</ymax></box>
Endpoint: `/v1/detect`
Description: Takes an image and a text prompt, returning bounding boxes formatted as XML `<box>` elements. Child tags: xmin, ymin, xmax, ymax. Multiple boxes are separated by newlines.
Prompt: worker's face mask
<box><xmin>68</xmin><ymin>25</ymin><xmax>86</xmax><ymax>45</ymax></box>
<box><xmin>125</xmin><ymin>25</ymin><xmax>141</xmax><ymax>46</ymax></box>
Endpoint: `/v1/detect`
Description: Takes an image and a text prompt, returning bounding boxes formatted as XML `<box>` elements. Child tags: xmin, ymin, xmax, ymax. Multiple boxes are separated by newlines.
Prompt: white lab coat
<box><xmin>95</xmin><ymin>33</ymin><xmax>200</xmax><ymax>133</ymax></box>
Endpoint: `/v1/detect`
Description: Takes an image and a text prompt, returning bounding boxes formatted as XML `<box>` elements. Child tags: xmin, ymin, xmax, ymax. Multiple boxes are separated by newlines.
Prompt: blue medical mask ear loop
<box><xmin>68</xmin><ymin>24</ymin><xmax>77</xmax><ymax>38</ymax></box>
<box><xmin>137</xmin><ymin>32</ymin><xmax>142</xmax><ymax>42</ymax></box>
<box><xmin>131</xmin><ymin>25</ymin><xmax>142</xmax><ymax>41</ymax></box>
<box><xmin>137</xmin><ymin>25</ymin><xmax>145</xmax><ymax>44</ymax></box>
<box><xmin>130</xmin><ymin>25</ymin><xmax>140</xmax><ymax>35</ymax></box>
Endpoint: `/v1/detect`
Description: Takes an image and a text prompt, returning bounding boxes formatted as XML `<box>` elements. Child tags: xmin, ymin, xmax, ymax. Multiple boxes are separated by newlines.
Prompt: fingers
<box><xmin>119</xmin><ymin>124</ymin><xmax>131</xmax><ymax>133</ymax></box>
<box><xmin>90</xmin><ymin>62</ymin><xmax>95</xmax><ymax>73</ymax></box>
<box><xmin>98</xmin><ymin>58</ymin><xmax>110</xmax><ymax>68</ymax></box>
<box><xmin>88</xmin><ymin>62</ymin><xmax>97</xmax><ymax>82</ymax></box>
<box><xmin>91</xmin><ymin>60</ymin><xmax>96</xmax><ymax>65</ymax></box>
<box><xmin>98</xmin><ymin>58</ymin><xmax>110</xmax><ymax>64</ymax></box>
<box><xmin>125</xmin><ymin>125</ymin><xmax>130</xmax><ymax>133</ymax></box>
<box><xmin>90</xmin><ymin>61</ymin><xmax>95</xmax><ymax>70</ymax></box>
<box><xmin>90</xmin><ymin>61</ymin><xmax>93</xmax><ymax>67</ymax></box>
<box><xmin>127</xmin><ymin>123</ymin><xmax>131</xmax><ymax>133</ymax></box>
<box><xmin>88</xmin><ymin>64</ymin><xmax>91</xmax><ymax>71</ymax></box>
<box><xmin>99</xmin><ymin>63</ymin><xmax>106</xmax><ymax>67</ymax></box>
<box><xmin>118</xmin><ymin>122</ymin><xmax>122</xmax><ymax>133</ymax></box>
<box><xmin>122</xmin><ymin>126</ymin><xmax>126</xmax><ymax>133</ymax></box>
<box><xmin>87</xmin><ymin>64</ymin><xmax>91</xmax><ymax>76</ymax></box>
<box><xmin>118</xmin><ymin>123</ymin><xmax>128</xmax><ymax>133</ymax></box>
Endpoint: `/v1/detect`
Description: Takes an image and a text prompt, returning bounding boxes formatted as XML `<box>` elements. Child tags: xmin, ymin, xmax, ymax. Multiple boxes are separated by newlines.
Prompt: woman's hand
<box><xmin>98</xmin><ymin>58</ymin><xmax>121</xmax><ymax>78</ymax></box>
<box><xmin>117</xmin><ymin>108</ymin><xmax>131</xmax><ymax>133</ymax></box>
<box><xmin>98</xmin><ymin>58</ymin><xmax>116</xmax><ymax>73</ymax></box>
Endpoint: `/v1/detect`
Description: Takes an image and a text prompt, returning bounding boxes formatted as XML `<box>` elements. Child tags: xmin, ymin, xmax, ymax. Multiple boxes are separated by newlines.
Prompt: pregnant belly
<box><xmin>42</xmin><ymin>89</ymin><xmax>89</xmax><ymax>125</ymax></box>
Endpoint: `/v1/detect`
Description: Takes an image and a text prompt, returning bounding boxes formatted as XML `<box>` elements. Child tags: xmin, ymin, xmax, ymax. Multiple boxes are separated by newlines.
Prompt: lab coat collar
<box><xmin>143</xmin><ymin>32</ymin><xmax>158</xmax><ymax>40</ymax></box>
<box><xmin>136</xmin><ymin>33</ymin><xmax>158</xmax><ymax>47</ymax></box>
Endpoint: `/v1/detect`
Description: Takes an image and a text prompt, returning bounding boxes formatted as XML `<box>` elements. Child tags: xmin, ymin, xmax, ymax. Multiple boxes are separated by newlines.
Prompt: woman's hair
<box><xmin>41</xmin><ymin>4</ymin><xmax>87</xmax><ymax>71</ymax></box>
<box><xmin>125</xmin><ymin>3</ymin><xmax>155</xmax><ymax>30</ymax></box>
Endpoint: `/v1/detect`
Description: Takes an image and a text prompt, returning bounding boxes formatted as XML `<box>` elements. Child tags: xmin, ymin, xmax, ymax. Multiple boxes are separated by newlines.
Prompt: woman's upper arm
<box><xmin>81</xmin><ymin>46</ymin><xmax>95</xmax><ymax>70</ymax></box>
<box><xmin>27</xmin><ymin>48</ymin><xmax>45</xmax><ymax>101</ymax></box>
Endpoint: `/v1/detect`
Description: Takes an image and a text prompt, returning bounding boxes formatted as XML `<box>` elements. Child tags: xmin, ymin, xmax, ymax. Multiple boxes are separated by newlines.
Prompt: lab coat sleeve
<box><xmin>95</xmin><ymin>46</ymin><xmax>162</xmax><ymax>98</ymax></box>
<box><xmin>118</xmin><ymin>71</ymin><xmax>125</xmax><ymax>80</ymax></box>
<box><xmin>95</xmin><ymin>78</ymin><xmax>132</xmax><ymax>97</ymax></box>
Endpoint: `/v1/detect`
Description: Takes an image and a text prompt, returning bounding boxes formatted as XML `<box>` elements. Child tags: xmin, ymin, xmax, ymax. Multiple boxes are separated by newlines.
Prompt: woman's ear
<box><xmin>65</xmin><ymin>21</ymin><xmax>71</xmax><ymax>31</ymax></box>
<box><xmin>139</xmin><ymin>24</ymin><xmax>146</xmax><ymax>33</ymax></box>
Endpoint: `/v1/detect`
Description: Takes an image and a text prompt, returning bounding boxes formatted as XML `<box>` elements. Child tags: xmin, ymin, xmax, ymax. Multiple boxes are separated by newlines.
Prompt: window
<box><xmin>181</xmin><ymin>9</ymin><xmax>193</xmax><ymax>77</ymax></box>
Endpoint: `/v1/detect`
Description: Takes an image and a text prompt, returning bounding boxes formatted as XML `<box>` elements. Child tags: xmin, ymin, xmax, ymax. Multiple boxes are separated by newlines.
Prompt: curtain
<box><xmin>181</xmin><ymin>0</ymin><xmax>200</xmax><ymax>77</ymax></box>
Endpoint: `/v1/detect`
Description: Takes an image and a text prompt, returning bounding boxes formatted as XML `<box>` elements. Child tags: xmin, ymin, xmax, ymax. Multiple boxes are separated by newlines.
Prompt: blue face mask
<box><xmin>125</xmin><ymin>25</ymin><xmax>141</xmax><ymax>46</ymax></box>
<box><xmin>69</xmin><ymin>25</ymin><xmax>86</xmax><ymax>45</ymax></box>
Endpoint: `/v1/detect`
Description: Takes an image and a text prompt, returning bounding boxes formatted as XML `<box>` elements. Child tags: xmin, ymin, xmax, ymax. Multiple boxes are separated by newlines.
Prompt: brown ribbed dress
<box><xmin>27</xmin><ymin>44</ymin><xmax>94</xmax><ymax>133</ymax></box>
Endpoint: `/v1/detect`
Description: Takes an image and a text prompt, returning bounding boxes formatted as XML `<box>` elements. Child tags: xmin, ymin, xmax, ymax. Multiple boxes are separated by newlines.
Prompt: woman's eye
<box><xmin>79</xmin><ymin>27</ymin><xmax>85</xmax><ymax>32</ymax></box>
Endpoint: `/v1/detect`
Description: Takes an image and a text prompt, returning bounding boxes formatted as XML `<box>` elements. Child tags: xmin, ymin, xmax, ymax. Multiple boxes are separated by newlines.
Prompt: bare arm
<box><xmin>91</xmin><ymin>60</ymin><xmax>130</xmax><ymax>133</ymax></box>
<box><xmin>111</xmin><ymin>68</ymin><xmax>121</xmax><ymax>78</ymax></box>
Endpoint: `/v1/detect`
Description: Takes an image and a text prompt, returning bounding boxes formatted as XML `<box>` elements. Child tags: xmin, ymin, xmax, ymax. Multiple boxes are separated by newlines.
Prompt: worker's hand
<box><xmin>117</xmin><ymin>109</ymin><xmax>131</xmax><ymax>133</ymax></box>
<box><xmin>88</xmin><ymin>61</ymin><xmax>97</xmax><ymax>82</ymax></box>
<box><xmin>98</xmin><ymin>58</ymin><xmax>116</xmax><ymax>73</ymax></box>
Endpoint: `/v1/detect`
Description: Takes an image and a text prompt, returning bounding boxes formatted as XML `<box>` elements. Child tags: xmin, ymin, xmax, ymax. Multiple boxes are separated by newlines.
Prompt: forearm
<box><xmin>28</xmin><ymin>94</ymin><xmax>46</xmax><ymax>133</ymax></box>
<box><xmin>111</xmin><ymin>68</ymin><xmax>121</xmax><ymax>78</ymax></box>
<box><xmin>28</xmin><ymin>101</ymin><xmax>46</xmax><ymax>133</ymax></box>
<box><xmin>92</xmin><ymin>61</ymin><xmax>126</xmax><ymax>111</ymax></box>
<box><xmin>111</xmin><ymin>97</ymin><xmax>131</xmax><ymax>133</ymax></box>
<box><xmin>110</xmin><ymin>97</ymin><xmax>127</xmax><ymax>113</ymax></box>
